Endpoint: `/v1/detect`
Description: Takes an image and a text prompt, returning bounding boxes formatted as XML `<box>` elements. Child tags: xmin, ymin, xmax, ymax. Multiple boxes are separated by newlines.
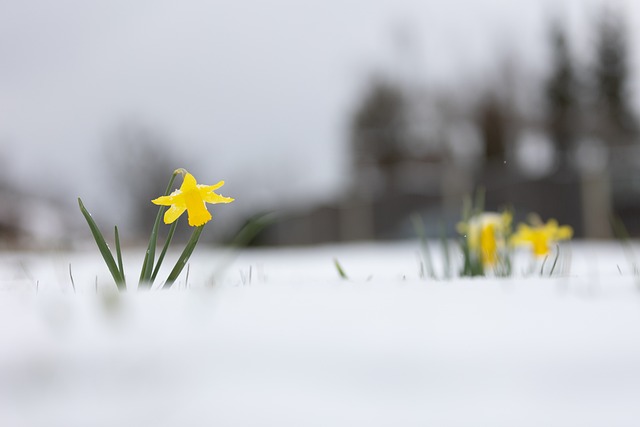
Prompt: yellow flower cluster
<box><xmin>458</xmin><ymin>211</ymin><xmax>573</xmax><ymax>275</ymax></box>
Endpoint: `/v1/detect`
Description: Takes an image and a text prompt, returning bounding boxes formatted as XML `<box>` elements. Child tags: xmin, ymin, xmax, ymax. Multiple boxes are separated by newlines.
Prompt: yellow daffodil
<box><xmin>511</xmin><ymin>218</ymin><xmax>572</xmax><ymax>256</ymax></box>
<box><xmin>458</xmin><ymin>211</ymin><xmax>512</xmax><ymax>267</ymax></box>
<box><xmin>152</xmin><ymin>169</ymin><xmax>234</xmax><ymax>227</ymax></box>
<box><xmin>480</xmin><ymin>222</ymin><xmax>498</xmax><ymax>266</ymax></box>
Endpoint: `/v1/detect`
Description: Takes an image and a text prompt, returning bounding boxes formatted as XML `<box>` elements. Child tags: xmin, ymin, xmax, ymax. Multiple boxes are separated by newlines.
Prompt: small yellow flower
<box><xmin>511</xmin><ymin>218</ymin><xmax>572</xmax><ymax>257</ymax></box>
<box><xmin>480</xmin><ymin>222</ymin><xmax>498</xmax><ymax>266</ymax></box>
<box><xmin>459</xmin><ymin>212</ymin><xmax>512</xmax><ymax>267</ymax></box>
<box><xmin>152</xmin><ymin>169</ymin><xmax>234</xmax><ymax>227</ymax></box>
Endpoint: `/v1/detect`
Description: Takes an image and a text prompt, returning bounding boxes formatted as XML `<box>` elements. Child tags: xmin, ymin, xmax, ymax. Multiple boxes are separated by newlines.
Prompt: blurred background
<box><xmin>2</xmin><ymin>0</ymin><xmax>640</xmax><ymax>248</ymax></box>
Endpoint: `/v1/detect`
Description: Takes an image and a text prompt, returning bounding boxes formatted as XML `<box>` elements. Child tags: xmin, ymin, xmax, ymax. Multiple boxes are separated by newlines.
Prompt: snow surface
<box><xmin>1</xmin><ymin>241</ymin><xmax>640</xmax><ymax>426</ymax></box>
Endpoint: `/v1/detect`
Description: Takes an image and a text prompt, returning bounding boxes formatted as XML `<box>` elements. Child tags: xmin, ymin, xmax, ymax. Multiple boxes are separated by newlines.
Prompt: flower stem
<box><xmin>139</xmin><ymin>171</ymin><xmax>179</xmax><ymax>286</ymax></box>
<box><xmin>150</xmin><ymin>220</ymin><xmax>178</xmax><ymax>282</ymax></box>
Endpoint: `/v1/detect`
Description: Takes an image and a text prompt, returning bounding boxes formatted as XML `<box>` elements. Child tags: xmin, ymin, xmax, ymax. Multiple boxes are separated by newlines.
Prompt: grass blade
<box><xmin>439</xmin><ymin>221</ymin><xmax>451</xmax><ymax>279</ymax></box>
<box><xmin>78</xmin><ymin>198</ymin><xmax>124</xmax><ymax>289</ymax></box>
<box><xmin>549</xmin><ymin>244</ymin><xmax>560</xmax><ymax>276</ymax></box>
<box><xmin>412</xmin><ymin>214</ymin><xmax>436</xmax><ymax>279</ymax></box>
<box><xmin>229</xmin><ymin>213</ymin><xmax>274</xmax><ymax>247</ymax></box>
<box><xmin>540</xmin><ymin>254</ymin><xmax>549</xmax><ymax>276</ymax></box>
<box><xmin>334</xmin><ymin>258</ymin><xmax>349</xmax><ymax>280</ymax></box>
<box><xmin>163</xmin><ymin>225</ymin><xmax>204</xmax><ymax>288</ymax></box>
<box><xmin>69</xmin><ymin>263</ymin><xmax>76</xmax><ymax>293</ymax></box>
<box><xmin>473</xmin><ymin>186</ymin><xmax>485</xmax><ymax>217</ymax></box>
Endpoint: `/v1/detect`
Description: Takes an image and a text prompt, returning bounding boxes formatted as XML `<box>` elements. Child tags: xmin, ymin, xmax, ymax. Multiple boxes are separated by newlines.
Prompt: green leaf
<box><xmin>78</xmin><ymin>198</ymin><xmax>124</xmax><ymax>290</ymax></box>
<box><xmin>548</xmin><ymin>245</ymin><xmax>560</xmax><ymax>276</ymax></box>
<box><xmin>139</xmin><ymin>171</ymin><xmax>179</xmax><ymax>286</ymax></box>
<box><xmin>412</xmin><ymin>214</ymin><xmax>436</xmax><ymax>279</ymax></box>
<box><xmin>229</xmin><ymin>213</ymin><xmax>274</xmax><ymax>247</ymax></box>
<box><xmin>115</xmin><ymin>226</ymin><xmax>125</xmax><ymax>284</ymax></box>
<box><xmin>163</xmin><ymin>225</ymin><xmax>204</xmax><ymax>288</ymax></box>
<box><xmin>334</xmin><ymin>258</ymin><xmax>348</xmax><ymax>280</ymax></box>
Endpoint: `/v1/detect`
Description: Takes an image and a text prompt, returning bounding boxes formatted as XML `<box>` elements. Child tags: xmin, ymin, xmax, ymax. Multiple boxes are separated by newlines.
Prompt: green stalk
<box><xmin>78</xmin><ymin>198</ymin><xmax>124</xmax><ymax>289</ymax></box>
<box><xmin>150</xmin><ymin>220</ymin><xmax>178</xmax><ymax>281</ymax></box>
<box><xmin>139</xmin><ymin>171</ymin><xmax>179</xmax><ymax>286</ymax></box>
<box><xmin>163</xmin><ymin>225</ymin><xmax>204</xmax><ymax>288</ymax></box>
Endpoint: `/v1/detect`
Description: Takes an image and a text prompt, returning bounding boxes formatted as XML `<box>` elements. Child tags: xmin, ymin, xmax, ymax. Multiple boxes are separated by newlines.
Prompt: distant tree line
<box><xmin>350</xmin><ymin>6</ymin><xmax>637</xmax><ymax>192</ymax></box>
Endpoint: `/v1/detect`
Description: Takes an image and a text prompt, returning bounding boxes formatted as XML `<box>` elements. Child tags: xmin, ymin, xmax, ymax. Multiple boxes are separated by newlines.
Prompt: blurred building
<box><xmin>250</xmin><ymin>8</ymin><xmax>640</xmax><ymax>246</ymax></box>
<box><xmin>0</xmin><ymin>185</ymin><xmax>73</xmax><ymax>249</ymax></box>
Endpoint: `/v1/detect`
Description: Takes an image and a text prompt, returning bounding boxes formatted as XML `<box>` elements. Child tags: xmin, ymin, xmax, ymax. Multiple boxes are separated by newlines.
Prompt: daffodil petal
<box><xmin>202</xmin><ymin>192</ymin><xmax>235</xmax><ymax>204</ymax></box>
<box><xmin>152</xmin><ymin>195</ymin><xmax>175</xmax><ymax>206</ymax></box>
<box><xmin>198</xmin><ymin>180</ymin><xmax>225</xmax><ymax>192</ymax></box>
<box><xmin>556</xmin><ymin>225</ymin><xmax>573</xmax><ymax>240</ymax></box>
<box><xmin>164</xmin><ymin>205</ymin><xmax>186</xmax><ymax>224</ymax></box>
<box><xmin>180</xmin><ymin>172</ymin><xmax>198</xmax><ymax>191</ymax></box>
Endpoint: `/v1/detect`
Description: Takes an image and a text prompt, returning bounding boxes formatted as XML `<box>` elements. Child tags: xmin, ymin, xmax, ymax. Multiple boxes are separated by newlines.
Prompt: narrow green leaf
<box><xmin>229</xmin><ymin>213</ymin><xmax>274</xmax><ymax>247</ymax></box>
<box><xmin>334</xmin><ymin>258</ymin><xmax>348</xmax><ymax>280</ymax></box>
<box><xmin>139</xmin><ymin>171</ymin><xmax>179</xmax><ymax>286</ymax></box>
<box><xmin>78</xmin><ymin>198</ymin><xmax>124</xmax><ymax>289</ymax></box>
<box><xmin>540</xmin><ymin>254</ymin><xmax>549</xmax><ymax>276</ymax></box>
<box><xmin>439</xmin><ymin>221</ymin><xmax>451</xmax><ymax>279</ymax></box>
<box><xmin>163</xmin><ymin>225</ymin><xmax>204</xmax><ymax>288</ymax></box>
<box><xmin>549</xmin><ymin>244</ymin><xmax>560</xmax><ymax>276</ymax></box>
<box><xmin>473</xmin><ymin>187</ymin><xmax>485</xmax><ymax>217</ymax></box>
<box><xmin>68</xmin><ymin>263</ymin><xmax>76</xmax><ymax>293</ymax></box>
<box><xmin>151</xmin><ymin>220</ymin><xmax>178</xmax><ymax>282</ymax></box>
<box><xmin>411</xmin><ymin>214</ymin><xmax>435</xmax><ymax>279</ymax></box>
<box><xmin>114</xmin><ymin>226</ymin><xmax>126</xmax><ymax>285</ymax></box>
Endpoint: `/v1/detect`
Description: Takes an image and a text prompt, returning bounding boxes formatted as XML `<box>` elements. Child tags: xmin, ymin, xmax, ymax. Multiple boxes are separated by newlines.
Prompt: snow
<box><xmin>1</xmin><ymin>241</ymin><xmax>640</xmax><ymax>426</ymax></box>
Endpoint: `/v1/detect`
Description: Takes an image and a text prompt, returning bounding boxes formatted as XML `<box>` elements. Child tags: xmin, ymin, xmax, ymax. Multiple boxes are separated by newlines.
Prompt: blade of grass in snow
<box><xmin>439</xmin><ymin>221</ymin><xmax>451</xmax><ymax>279</ymax></box>
<box><xmin>549</xmin><ymin>244</ymin><xmax>561</xmax><ymax>276</ymax></box>
<box><xmin>334</xmin><ymin>258</ymin><xmax>348</xmax><ymax>280</ymax></box>
<box><xmin>540</xmin><ymin>254</ymin><xmax>549</xmax><ymax>276</ymax></box>
<box><xmin>68</xmin><ymin>264</ymin><xmax>76</xmax><ymax>293</ymax></box>
<box><xmin>230</xmin><ymin>213</ymin><xmax>275</xmax><ymax>247</ymax></box>
<box><xmin>610</xmin><ymin>215</ymin><xmax>639</xmax><ymax>278</ymax></box>
<box><xmin>209</xmin><ymin>213</ymin><xmax>274</xmax><ymax>283</ymax></box>
<box><xmin>411</xmin><ymin>214</ymin><xmax>436</xmax><ymax>279</ymax></box>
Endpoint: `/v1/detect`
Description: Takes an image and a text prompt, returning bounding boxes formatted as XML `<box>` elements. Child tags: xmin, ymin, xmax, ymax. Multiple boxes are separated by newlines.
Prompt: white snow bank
<box><xmin>1</xmin><ymin>241</ymin><xmax>640</xmax><ymax>426</ymax></box>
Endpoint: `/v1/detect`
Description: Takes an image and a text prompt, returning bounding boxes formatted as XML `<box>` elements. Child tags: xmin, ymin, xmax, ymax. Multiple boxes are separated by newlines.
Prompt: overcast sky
<box><xmin>1</xmin><ymin>0</ymin><xmax>637</xmax><ymax>226</ymax></box>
